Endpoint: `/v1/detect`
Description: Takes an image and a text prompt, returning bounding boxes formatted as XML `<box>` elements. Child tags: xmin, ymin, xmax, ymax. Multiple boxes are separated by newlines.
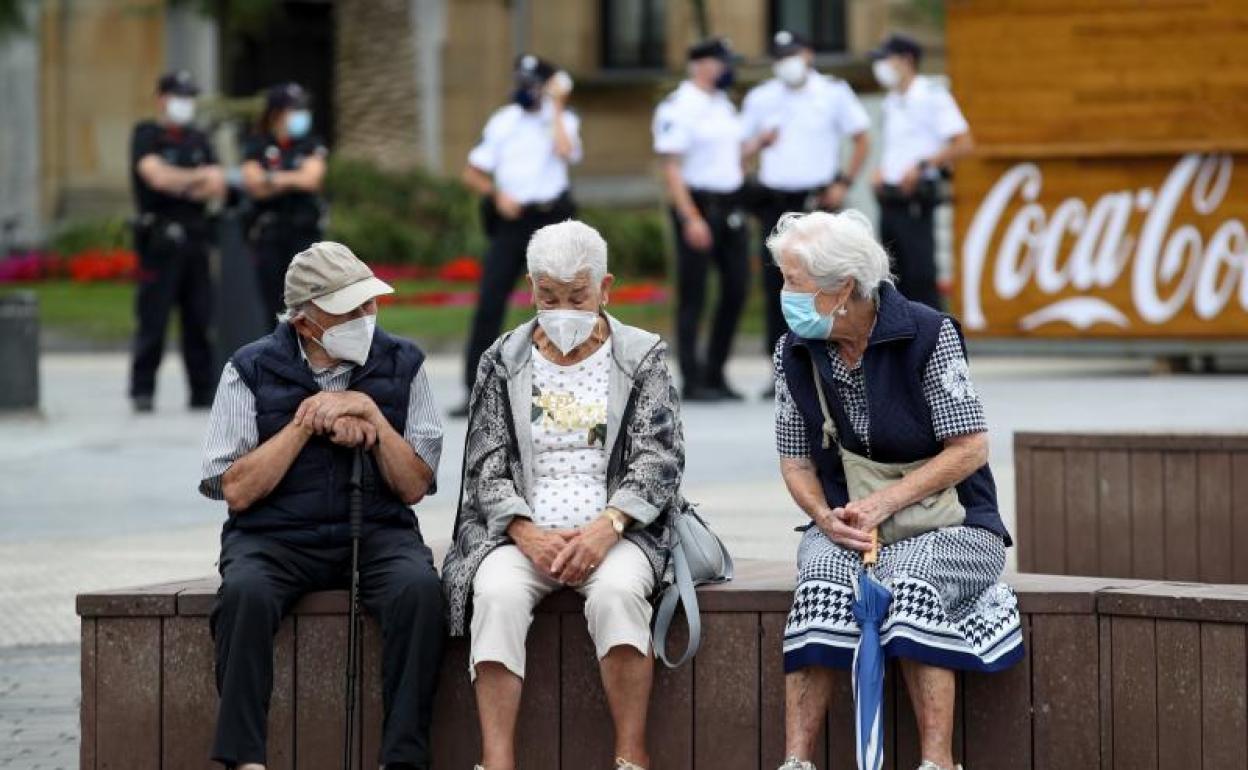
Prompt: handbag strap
<box><xmin>809</xmin><ymin>355</ymin><xmax>840</xmax><ymax>451</ymax></box>
<box><xmin>652</xmin><ymin>541</ymin><xmax>701</xmax><ymax>668</ymax></box>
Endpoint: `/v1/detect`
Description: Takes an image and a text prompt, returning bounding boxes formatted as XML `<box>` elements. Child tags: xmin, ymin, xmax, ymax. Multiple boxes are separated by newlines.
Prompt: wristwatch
<box><xmin>604</xmin><ymin>508</ymin><xmax>628</xmax><ymax>536</ymax></box>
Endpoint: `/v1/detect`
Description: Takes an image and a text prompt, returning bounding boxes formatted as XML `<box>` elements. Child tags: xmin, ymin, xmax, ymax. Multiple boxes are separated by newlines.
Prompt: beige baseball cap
<box><xmin>283</xmin><ymin>241</ymin><xmax>394</xmax><ymax>315</ymax></box>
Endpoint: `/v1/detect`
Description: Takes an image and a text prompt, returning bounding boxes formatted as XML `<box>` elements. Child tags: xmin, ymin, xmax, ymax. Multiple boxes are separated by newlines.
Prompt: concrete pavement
<box><xmin>2</xmin><ymin>348</ymin><xmax>1248</xmax><ymax>767</ymax></box>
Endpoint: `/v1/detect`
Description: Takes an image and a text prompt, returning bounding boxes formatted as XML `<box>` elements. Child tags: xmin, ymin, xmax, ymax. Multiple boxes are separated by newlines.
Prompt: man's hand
<box><xmin>820</xmin><ymin>181</ymin><xmax>849</xmax><ymax>211</ymax></box>
<box><xmin>328</xmin><ymin>415</ymin><xmax>378</xmax><ymax>449</ymax></box>
<box><xmin>814</xmin><ymin>506</ymin><xmax>875</xmax><ymax>552</ymax></box>
<box><xmin>898</xmin><ymin>165</ymin><xmax>922</xmax><ymax>196</ymax></box>
<box><xmin>494</xmin><ymin>191</ymin><xmax>522</xmax><ymax>220</ymax></box>
<box><xmin>682</xmin><ymin>215</ymin><xmax>713</xmax><ymax>251</ymax></box>
<box><xmin>294</xmin><ymin>391</ymin><xmax>381</xmax><ymax>435</ymax></box>
<box><xmin>551</xmin><ymin>516</ymin><xmax>619</xmax><ymax>586</ymax></box>
<box><xmin>509</xmin><ymin>518</ymin><xmax>578</xmax><ymax>576</ymax></box>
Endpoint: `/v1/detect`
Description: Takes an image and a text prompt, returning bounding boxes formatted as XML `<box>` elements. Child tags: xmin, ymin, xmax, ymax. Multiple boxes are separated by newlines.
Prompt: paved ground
<box><xmin>3</xmin><ymin>349</ymin><xmax>1248</xmax><ymax>766</ymax></box>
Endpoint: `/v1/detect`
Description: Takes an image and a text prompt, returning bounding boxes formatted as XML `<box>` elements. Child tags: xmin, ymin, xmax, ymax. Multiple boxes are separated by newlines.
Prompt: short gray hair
<box><xmin>277</xmin><ymin>302</ymin><xmax>310</xmax><ymax>325</ymax></box>
<box><xmin>526</xmin><ymin>219</ymin><xmax>609</xmax><ymax>284</ymax></box>
<box><xmin>765</xmin><ymin>209</ymin><xmax>892</xmax><ymax>298</ymax></box>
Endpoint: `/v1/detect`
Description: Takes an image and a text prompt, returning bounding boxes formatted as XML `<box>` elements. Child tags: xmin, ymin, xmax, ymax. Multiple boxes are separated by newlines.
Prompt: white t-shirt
<box><xmin>652</xmin><ymin>80</ymin><xmax>745</xmax><ymax>193</ymax></box>
<box><xmin>529</xmin><ymin>342</ymin><xmax>612</xmax><ymax>529</ymax></box>
<box><xmin>741</xmin><ymin>73</ymin><xmax>870</xmax><ymax>191</ymax></box>
<box><xmin>878</xmin><ymin>75</ymin><xmax>969</xmax><ymax>185</ymax></box>
<box><xmin>467</xmin><ymin>101</ymin><xmax>583</xmax><ymax>204</ymax></box>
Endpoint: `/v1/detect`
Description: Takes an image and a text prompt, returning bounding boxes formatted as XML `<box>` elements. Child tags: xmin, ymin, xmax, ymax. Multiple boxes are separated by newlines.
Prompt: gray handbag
<box><xmin>651</xmin><ymin>505</ymin><xmax>734</xmax><ymax>668</ymax></box>
<box><xmin>809</xmin><ymin>357</ymin><xmax>965</xmax><ymax>545</ymax></box>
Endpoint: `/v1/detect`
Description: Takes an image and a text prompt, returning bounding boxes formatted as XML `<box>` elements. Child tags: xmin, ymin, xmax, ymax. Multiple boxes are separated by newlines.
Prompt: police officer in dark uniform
<box><xmin>454</xmin><ymin>54</ymin><xmax>580</xmax><ymax>415</ymax></box>
<box><xmin>129</xmin><ymin>69</ymin><xmax>225</xmax><ymax>413</ymax></box>
<box><xmin>241</xmin><ymin>83</ymin><xmax>328</xmax><ymax>322</ymax></box>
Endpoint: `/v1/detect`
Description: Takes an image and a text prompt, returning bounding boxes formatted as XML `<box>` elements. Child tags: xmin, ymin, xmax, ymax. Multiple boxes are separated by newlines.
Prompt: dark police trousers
<box><xmin>670</xmin><ymin>189</ymin><xmax>749</xmax><ymax>390</ymax></box>
<box><xmin>252</xmin><ymin>220</ymin><xmax>322</xmax><ymax>324</ymax></box>
<box><xmin>210</xmin><ymin>524</ymin><xmax>445</xmax><ymax>768</ymax></box>
<box><xmin>463</xmin><ymin>196</ymin><xmax>575</xmax><ymax>391</ymax></box>
<box><xmin>130</xmin><ymin>217</ymin><xmax>215</xmax><ymax>403</ymax></box>
<box><xmin>878</xmin><ymin>193</ymin><xmax>941</xmax><ymax>310</ymax></box>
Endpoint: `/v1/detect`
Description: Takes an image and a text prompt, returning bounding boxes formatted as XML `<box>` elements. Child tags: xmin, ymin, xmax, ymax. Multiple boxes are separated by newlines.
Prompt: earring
<box><xmin>836</xmin><ymin>305</ymin><xmax>849</xmax><ymax>316</ymax></box>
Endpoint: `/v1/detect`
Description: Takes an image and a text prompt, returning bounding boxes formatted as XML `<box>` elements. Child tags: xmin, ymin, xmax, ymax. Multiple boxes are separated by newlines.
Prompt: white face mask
<box><xmin>537</xmin><ymin>309</ymin><xmax>599</xmax><ymax>355</ymax></box>
<box><xmin>774</xmin><ymin>55</ymin><xmax>808</xmax><ymax>87</ymax></box>
<box><xmin>165</xmin><ymin>97</ymin><xmax>196</xmax><ymax>126</ymax></box>
<box><xmin>872</xmin><ymin>59</ymin><xmax>901</xmax><ymax>90</ymax></box>
<box><xmin>313</xmin><ymin>314</ymin><xmax>376</xmax><ymax>366</ymax></box>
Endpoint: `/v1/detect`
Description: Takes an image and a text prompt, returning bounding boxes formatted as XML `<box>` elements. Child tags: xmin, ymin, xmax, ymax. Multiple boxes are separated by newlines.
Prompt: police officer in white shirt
<box><xmin>743</xmin><ymin>30</ymin><xmax>870</xmax><ymax>372</ymax></box>
<box><xmin>870</xmin><ymin>33</ymin><xmax>973</xmax><ymax>309</ymax></box>
<box><xmin>457</xmin><ymin>54</ymin><xmax>580</xmax><ymax>414</ymax></box>
<box><xmin>653</xmin><ymin>37</ymin><xmax>749</xmax><ymax>402</ymax></box>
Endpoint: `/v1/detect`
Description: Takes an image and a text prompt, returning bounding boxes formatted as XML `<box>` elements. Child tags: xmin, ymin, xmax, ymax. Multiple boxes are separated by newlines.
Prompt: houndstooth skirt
<box><xmin>783</xmin><ymin>525</ymin><xmax>1024</xmax><ymax>673</ymax></box>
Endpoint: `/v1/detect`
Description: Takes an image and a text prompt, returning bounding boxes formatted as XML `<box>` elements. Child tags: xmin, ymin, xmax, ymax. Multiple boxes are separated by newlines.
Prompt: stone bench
<box><xmin>1014</xmin><ymin>432</ymin><xmax>1248</xmax><ymax>581</ymax></box>
<box><xmin>77</xmin><ymin>562</ymin><xmax>1248</xmax><ymax>769</ymax></box>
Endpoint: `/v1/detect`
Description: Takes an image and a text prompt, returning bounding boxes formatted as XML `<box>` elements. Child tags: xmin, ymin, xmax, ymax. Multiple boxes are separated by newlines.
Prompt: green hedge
<box><xmin>43</xmin><ymin>159</ymin><xmax>672</xmax><ymax>279</ymax></box>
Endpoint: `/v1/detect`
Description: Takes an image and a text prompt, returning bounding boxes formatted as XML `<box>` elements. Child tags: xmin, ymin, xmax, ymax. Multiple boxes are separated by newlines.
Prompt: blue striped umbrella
<box><xmin>852</xmin><ymin>537</ymin><xmax>892</xmax><ymax>770</ymax></box>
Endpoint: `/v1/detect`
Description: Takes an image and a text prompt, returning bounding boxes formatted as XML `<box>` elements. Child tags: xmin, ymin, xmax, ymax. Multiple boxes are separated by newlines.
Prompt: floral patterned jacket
<box><xmin>441</xmin><ymin>314</ymin><xmax>683</xmax><ymax>636</ymax></box>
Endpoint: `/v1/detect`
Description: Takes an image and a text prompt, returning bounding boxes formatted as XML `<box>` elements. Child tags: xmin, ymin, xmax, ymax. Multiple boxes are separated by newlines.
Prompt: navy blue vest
<box><xmin>780</xmin><ymin>284</ymin><xmax>1011</xmax><ymax>545</ymax></box>
<box><xmin>228</xmin><ymin>322</ymin><xmax>425</xmax><ymax>539</ymax></box>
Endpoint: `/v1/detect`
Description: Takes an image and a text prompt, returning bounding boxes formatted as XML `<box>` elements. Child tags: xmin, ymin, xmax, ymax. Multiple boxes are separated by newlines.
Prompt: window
<box><xmin>770</xmin><ymin>0</ymin><xmax>848</xmax><ymax>54</ymax></box>
<box><xmin>601</xmin><ymin>0</ymin><xmax>666</xmax><ymax>70</ymax></box>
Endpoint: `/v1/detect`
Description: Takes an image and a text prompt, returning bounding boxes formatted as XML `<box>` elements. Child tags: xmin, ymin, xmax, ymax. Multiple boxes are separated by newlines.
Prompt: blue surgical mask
<box><xmin>781</xmin><ymin>290</ymin><xmax>833</xmax><ymax>340</ymax></box>
<box><xmin>286</xmin><ymin>109</ymin><xmax>312</xmax><ymax>139</ymax></box>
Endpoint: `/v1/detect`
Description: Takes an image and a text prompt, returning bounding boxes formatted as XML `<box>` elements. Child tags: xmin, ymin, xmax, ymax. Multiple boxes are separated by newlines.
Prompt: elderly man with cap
<box><xmin>742</xmin><ymin>30</ymin><xmax>870</xmax><ymax>388</ymax></box>
<box><xmin>455</xmin><ymin>53</ymin><xmax>580</xmax><ymax>416</ymax></box>
<box><xmin>241</xmin><ymin>82</ymin><xmax>329</xmax><ymax>322</ymax></box>
<box><xmin>199</xmin><ymin>242</ymin><xmax>445</xmax><ymax>770</ymax></box>
<box><xmin>653</xmin><ymin>37</ymin><xmax>752</xmax><ymax>402</ymax></box>
<box><xmin>129</xmin><ymin>69</ymin><xmax>226</xmax><ymax>413</ymax></box>
<box><xmin>870</xmin><ymin>33</ymin><xmax>974</xmax><ymax>310</ymax></box>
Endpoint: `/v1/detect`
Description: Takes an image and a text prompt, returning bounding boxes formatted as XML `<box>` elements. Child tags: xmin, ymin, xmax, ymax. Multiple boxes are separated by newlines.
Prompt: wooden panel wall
<box><xmin>1016</xmin><ymin>434</ymin><xmax>1248</xmax><ymax>580</ymax></box>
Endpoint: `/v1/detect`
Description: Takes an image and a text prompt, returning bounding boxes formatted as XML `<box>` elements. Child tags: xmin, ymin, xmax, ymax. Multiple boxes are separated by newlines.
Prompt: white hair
<box><xmin>526</xmin><ymin>219</ymin><xmax>609</xmax><ymax>284</ymax></box>
<box><xmin>277</xmin><ymin>301</ymin><xmax>310</xmax><ymax>324</ymax></box>
<box><xmin>765</xmin><ymin>209</ymin><xmax>892</xmax><ymax>298</ymax></box>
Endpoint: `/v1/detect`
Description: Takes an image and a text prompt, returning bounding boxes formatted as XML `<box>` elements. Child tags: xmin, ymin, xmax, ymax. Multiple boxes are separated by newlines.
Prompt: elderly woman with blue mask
<box><xmin>442</xmin><ymin>219</ymin><xmax>685</xmax><ymax>770</ymax></box>
<box><xmin>768</xmin><ymin>210</ymin><xmax>1022</xmax><ymax>770</ymax></box>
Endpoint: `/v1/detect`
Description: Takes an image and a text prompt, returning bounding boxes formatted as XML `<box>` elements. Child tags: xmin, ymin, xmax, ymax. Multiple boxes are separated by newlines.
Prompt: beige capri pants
<box><xmin>470</xmin><ymin>539</ymin><xmax>656</xmax><ymax>679</ymax></box>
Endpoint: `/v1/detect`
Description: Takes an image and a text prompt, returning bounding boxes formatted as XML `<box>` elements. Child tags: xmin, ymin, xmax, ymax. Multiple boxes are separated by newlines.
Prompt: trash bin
<box><xmin>0</xmin><ymin>291</ymin><xmax>39</xmax><ymax>411</ymax></box>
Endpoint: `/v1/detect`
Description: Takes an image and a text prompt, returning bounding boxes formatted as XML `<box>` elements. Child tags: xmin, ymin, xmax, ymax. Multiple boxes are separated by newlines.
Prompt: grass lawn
<box><xmin>7</xmin><ymin>278</ymin><xmax>769</xmax><ymax>352</ymax></box>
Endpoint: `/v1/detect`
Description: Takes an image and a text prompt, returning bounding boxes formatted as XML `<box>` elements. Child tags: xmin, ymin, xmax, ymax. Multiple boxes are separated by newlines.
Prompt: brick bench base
<box><xmin>77</xmin><ymin>563</ymin><xmax>1248</xmax><ymax>769</ymax></box>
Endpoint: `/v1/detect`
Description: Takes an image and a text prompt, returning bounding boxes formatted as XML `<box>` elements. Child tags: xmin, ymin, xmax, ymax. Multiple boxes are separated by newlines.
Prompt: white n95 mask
<box><xmin>316</xmin><ymin>314</ymin><xmax>376</xmax><ymax>365</ymax></box>
<box><xmin>872</xmin><ymin>59</ymin><xmax>901</xmax><ymax>90</ymax></box>
<box><xmin>537</xmin><ymin>309</ymin><xmax>599</xmax><ymax>355</ymax></box>
<box><xmin>166</xmin><ymin>97</ymin><xmax>196</xmax><ymax>126</ymax></box>
<box><xmin>774</xmin><ymin>56</ymin><xmax>808</xmax><ymax>87</ymax></box>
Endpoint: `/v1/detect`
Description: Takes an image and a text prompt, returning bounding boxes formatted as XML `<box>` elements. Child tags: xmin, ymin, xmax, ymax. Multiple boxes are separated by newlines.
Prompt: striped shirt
<box><xmin>198</xmin><ymin>340</ymin><xmax>443</xmax><ymax>501</ymax></box>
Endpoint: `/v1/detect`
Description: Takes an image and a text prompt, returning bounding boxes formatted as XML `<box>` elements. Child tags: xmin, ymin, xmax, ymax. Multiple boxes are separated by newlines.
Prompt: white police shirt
<box><xmin>878</xmin><ymin>75</ymin><xmax>969</xmax><ymax>186</ymax></box>
<box><xmin>652</xmin><ymin>80</ymin><xmax>744</xmax><ymax>193</ymax></box>
<box><xmin>742</xmin><ymin>73</ymin><xmax>869</xmax><ymax>191</ymax></box>
<box><xmin>467</xmin><ymin>101</ymin><xmax>582</xmax><ymax>204</ymax></box>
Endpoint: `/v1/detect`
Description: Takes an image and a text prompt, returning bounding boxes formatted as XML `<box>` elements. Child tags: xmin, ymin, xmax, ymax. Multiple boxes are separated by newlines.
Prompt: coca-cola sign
<box><xmin>959</xmin><ymin>153</ymin><xmax>1248</xmax><ymax>336</ymax></box>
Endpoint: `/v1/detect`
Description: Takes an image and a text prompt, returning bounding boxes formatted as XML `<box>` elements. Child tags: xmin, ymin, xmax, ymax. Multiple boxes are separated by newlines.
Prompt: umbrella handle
<box><xmin>864</xmin><ymin>529</ymin><xmax>879</xmax><ymax>566</ymax></box>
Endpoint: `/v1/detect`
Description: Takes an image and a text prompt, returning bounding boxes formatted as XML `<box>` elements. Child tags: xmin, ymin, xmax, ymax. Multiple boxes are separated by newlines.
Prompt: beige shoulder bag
<box><xmin>809</xmin><ymin>356</ymin><xmax>965</xmax><ymax>545</ymax></box>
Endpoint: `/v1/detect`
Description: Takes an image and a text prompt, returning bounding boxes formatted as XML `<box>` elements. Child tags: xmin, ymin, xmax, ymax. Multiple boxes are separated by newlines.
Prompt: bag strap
<box><xmin>809</xmin><ymin>355</ymin><xmax>840</xmax><ymax>451</ymax></box>
<box><xmin>652</xmin><ymin>541</ymin><xmax>701</xmax><ymax>668</ymax></box>
<box><xmin>652</xmin><ymin>521</ymin><xmax>735</xmax><ymax>668</ymax></box>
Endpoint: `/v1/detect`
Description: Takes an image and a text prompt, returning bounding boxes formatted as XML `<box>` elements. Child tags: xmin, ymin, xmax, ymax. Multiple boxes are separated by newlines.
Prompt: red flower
<box><xmin>438</xmin><ymin>257</ymin><xmax>483</xmax><ymax>283</ymax></box>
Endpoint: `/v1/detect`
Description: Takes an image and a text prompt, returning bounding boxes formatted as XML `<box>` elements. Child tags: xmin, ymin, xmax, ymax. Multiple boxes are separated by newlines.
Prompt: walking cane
<box><xmin>343</xmin><ymin>446</ymin><xmax>365</xmax><ymax>770</ymax></box>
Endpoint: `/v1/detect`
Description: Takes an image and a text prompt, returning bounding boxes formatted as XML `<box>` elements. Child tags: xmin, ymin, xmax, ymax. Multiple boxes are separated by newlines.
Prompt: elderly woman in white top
<box><xmin>442</xmin><ymin>220</ymin><xmax>686</xmax><ymax>770</ymax></box>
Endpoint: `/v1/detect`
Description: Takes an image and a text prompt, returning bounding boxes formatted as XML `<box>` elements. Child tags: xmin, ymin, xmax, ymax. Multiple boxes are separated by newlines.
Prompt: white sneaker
<box><xmin>917</xmin><ymin>762</ymin><xmax>964</xmax><ymax>770</ymax></box>
<box><xmin>778</xmin><ymin>758</ymin><xmax>816</xmax><ymax>770</ymax></box>
<box><xmin>616</xmin><ymin>759</ymin><xmax>647</xmax><ymax>770</ymax></box>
